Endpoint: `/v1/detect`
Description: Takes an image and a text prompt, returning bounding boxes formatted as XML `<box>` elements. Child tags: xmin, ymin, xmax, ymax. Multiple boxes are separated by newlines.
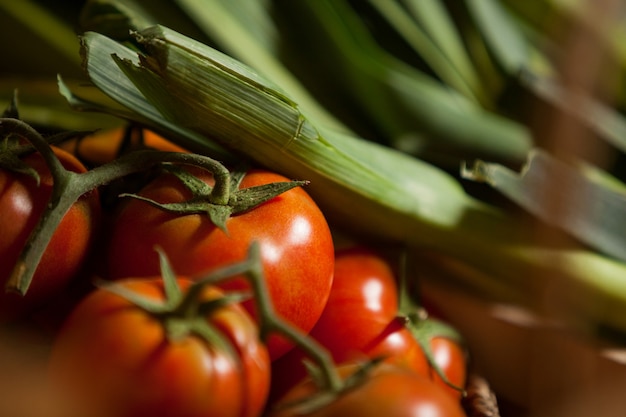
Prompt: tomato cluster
<box><xmin>1</xmin><ymin>124</ymin><xmax>472</xmax><ymax>417</ymax></box>
<box><xmin>268</xmin><ymin>247</ymin><xmax>468</xmax><ymax>414</ymax></box>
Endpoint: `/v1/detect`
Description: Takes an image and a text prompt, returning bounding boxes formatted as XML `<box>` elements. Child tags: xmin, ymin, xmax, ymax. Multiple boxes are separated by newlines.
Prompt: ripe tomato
<box><xmin>309</xmin><ymin>247</ymin><xmax>400</xmax><ymax>358</ymax></box>
<box><xmin>48</xmin><ymin>277</ymin><xmax>270</xmax><ymax>417</ymax></box>
<box><xmin>269</xmin><ymin>362</ymin><xmax>466</xmax><ymax>417</ymax></box>
<box><xmin>0</xmin><ymin>146</ymin><xmax>100</xmax><ymax>321</ymax></box>
<box><xmin>363</xmin><ymin>316</ymin><xmax>428</xmax><ymax>374</ymax></box>
<box><xmin>105</xmin><ymin>168</ymin><xmax>335</xmax><ymax>359</ymax></box>
<box><xmin>411</xmin><ymin>295</ymin><xmax>468</xmax><ymax>400</ymax></box>
<box><xmin>59</xmin><ymin>127</ymin><xmax>188</xmax><ymax>166</ymax></box>
<box><xmin>426</xmin><ymin>334</ymin><xmax>468</xmax><ymax>401</ymax></box>
<box><xmin>269</xmin><ymin>248</ymin><xmax>428</xmax><ymax>403</ymax></box>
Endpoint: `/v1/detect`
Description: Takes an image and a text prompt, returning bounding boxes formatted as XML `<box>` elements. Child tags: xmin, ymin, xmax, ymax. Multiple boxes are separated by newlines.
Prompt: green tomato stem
<box><xmin>2</xmin><ymin>118</ymin><xmax>86</xmax><ymax>295</ymax></box>
<box><xmin>2</xmin><ymin>117</ymin><xmax>234</xmax><ymax>295</ymax></box>
<box><xmin>3</xmin><ymin>117</ymin><xmax>344</xmax><ymax>396</ymax></box>
<box><xmin>396</xmin><ymin>249</ymin><xmax>420</xmax><ymax>314</ymax></box>
<box><xmin>247</xmin><ymin>243</ymin><xmax>344</xmax><ymax>392</ymax></box>
<box><xmin>194</xmin><ymin>242</ymin><xmax>344</xmax><ymax>393</ymax></box>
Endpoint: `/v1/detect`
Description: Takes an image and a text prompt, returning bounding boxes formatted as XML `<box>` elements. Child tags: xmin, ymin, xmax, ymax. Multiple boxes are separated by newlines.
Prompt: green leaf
<box><xmin>274</xmin><ymin>0</ymin><xmax>533</xmax><ymax>164</ymax></box>
<box><xmin>74</xmin><ymin>33</ymin><xmax>234</xmax><ymax>160</ymax></box>
<box><xmin>368</xmin><ymin>0</ymin><xmax>485</xmax><ymax>104</ymax></box>
<box><xmin>462</xmin><ymin>149</ymin><xmax>626</xmax><ymax>263</ymax></box>
<box><xmin>79</xmin><ymin>0</ymin><xmax>211</xmax><ymax>43</ymax></box>
<box><xmin>74</xmin><ymin>24</ymin><xmax>626</xmax><ymax>339</ymax></box>
<box><xmin>401</xmin><ymin>0</ymin><xmax>486</xmax><ymax>102</ymax></box>
<box><xmin>0</xmin><ymin>0</ymin><xmax>83</xmax><ymax>77</ymax></box>
<box><xmin>0</xmin><ymin>77</ymin><xmax>120</xmax><ymax>131</ymax></box>
<box><xmin>165</xmin><ymin>0</ymin><xmax>532</xmax><ymax>163</ymax></box>
<box><xmin>465</xmin><ymin>0</ymin><xmax>531</xmax><ymax>74</ymax></box>
<box><xmin>172</xmin><ymin>0</ymin><xmax>351</xmax><ymax>133</ymax></box>
<box><xmin>519</xmin><ymin>71</ymin><xmax>626</xmax><ymax>154</ymax></box>
<box><xmin>79</xmin><ymin>0</ymin><xmax>158</xmax><ymax>39</ymax></box>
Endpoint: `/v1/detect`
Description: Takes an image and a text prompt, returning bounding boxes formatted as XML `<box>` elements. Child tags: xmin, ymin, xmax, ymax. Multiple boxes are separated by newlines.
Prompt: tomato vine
<box><xmin>0</xmin><ymin>117</ymin><xmax>305</xmax><ymax>299</ymax></box>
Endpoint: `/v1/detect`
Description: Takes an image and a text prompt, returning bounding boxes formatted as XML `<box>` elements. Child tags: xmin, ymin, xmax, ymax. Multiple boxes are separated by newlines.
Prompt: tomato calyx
<box><xmin>103</xmin><ymin>241</ymin><xmax>346</xmax><ymax>405</ymax></box>
<box><xmin>400</xmin><ymin>311</ymin><xmax>467</xmax><ymax>395</ymax></box>
<box><xmin>2</xmin><ymin>91</ymin><xmax>19</xmax><ymax>119</ymax></box>
<box><xmin>119</xmin><ymin>164</ymin><xmax>308</xmax><ymax>232</ymax></box>
<box><xmin>1</xmin><ymin>93</ymin><xmax>94</xmax><ymax>181</ymax></box>
<box><xmin>2</xmin><ymin>115</ymin><xmax>304</xmax><ymax>297</ymax></box>
<box><xmin>96</xmin><ymin>247</ymin><xmax>245</xmax><ymax>361</ymax></box>
<box><xmin>0</xmin><ymin>130</ymin><xmax>94</xmax><ymax>183</ymax></box>
<box><xmin>0</xmin><ymin>139</ymin><xmax>41</xmax><ymax>183</ymax></box>
<box><xmin>396</xmin><ymin>251</ymin><xmax>468</xmax><ymax>397</ymax></box>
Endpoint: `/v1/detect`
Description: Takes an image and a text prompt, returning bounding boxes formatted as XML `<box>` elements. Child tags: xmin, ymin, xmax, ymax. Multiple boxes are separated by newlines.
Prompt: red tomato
<box><xmin>269</xmin><ymin>362</ymin><xmax>466</xmax><ymax>417</ymax></box>
<box><xmin>309</xmin><ymin>247</ymin><xmax>400</xmax><ymax>359</ymax></box>
<box><xmin>105</xmin><ymin>168</ymin><xmax>335</xmax><ymax>360</ymax></box>
<box><xmin>0</xmin><ymin>146</ymin><xmax>100</xmax><ymax>321</ymax></box>
<box><xmin>269</xmin><ymin>248</ymin><xmax>429</xmax><ymax>403</ymax></box>
<box><xmin>414</xmin><ymin>297</ymin><xmax>468</xmax><ymax>399</ymax></box>
<box><xmin>427</xmin><ymin>335</ymin><xmax>468</xmax><ymax>401</ymax></box>
<box><xmin>48</xmin><ymin>277</ymin><xmax>270</xmax><ymax>417</ymax></box>
<box><xmin>363</xmin><ymin>316</ymin><xmax>428</xmax><ymax>374</ymax></box>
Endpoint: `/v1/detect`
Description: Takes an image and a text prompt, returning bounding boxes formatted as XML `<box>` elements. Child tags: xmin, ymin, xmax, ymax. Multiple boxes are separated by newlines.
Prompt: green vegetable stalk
<box><xmin>73</xmin><ymin>26</ymin><xmax>626</xmax><ymax>339</ymax></box>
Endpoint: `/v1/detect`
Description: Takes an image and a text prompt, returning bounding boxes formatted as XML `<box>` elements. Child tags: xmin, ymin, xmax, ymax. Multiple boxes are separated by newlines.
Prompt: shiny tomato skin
<box><xmin>309</xmin><ymin>247</ymin><xmax>399</xmax><ymax>359</ymax></box>
<box><xmin>0</xmin><ymin>146</ymin><xmax>100</xmax><ymax>321</ymax></box>
<box><xmin>48</xmin><ymin>278</ymin><xmax>270</xmax><ymax>417</ymax></box>
<box><xmin>363</xmin><ymin>317</ymin><xmax>429</xmax><ymax>374</ymax></box>
<box><xmin>105</xmin><ymin>168</ymin><xmax>335</xmax><ymax>360</ymax></box>
<box><xmin>428</xmin><ymin>336</ymin><xmax>468</xmax><ymax>401</ymax></box>
<box><xmin>269</xmin><ymin>320</ymin><xmax>430</xmax><ymax>406</ymax></box>
<box><xmin>269</xmin><ymin>249</ymin><xmax>428</xmax><ymax>403</ymax></box>
<box><xmin>270</xmin><ymin>363</ymin><xmax>466</xmax><ymax>417</ymax></box>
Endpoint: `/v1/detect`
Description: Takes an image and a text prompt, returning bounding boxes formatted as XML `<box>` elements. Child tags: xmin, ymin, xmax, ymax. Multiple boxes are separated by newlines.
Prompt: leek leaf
<box><xmin>75</xmin><ymin>27</ymin><xmax>626</xmax><ymax>337</ymax></box>
<box><xmin>73</xmin><ymin>32</ymin><xmax>234</xmax><ymax>159</ymax></box>
<box><xmin>173</xmin><ymin>0</ymin><xmax>351</xmax><ymax>133</ymax></box>
<box><xmin>520</xmin><ymin>72</ymin><xmax>626</xmax><ymax>154</ymax></box>
<box><xmin>278</xmin><ymin>0</ymin><xmax>533</xmax><ymax>163</ymax></box>
<box><xmin>462</xmin><ymin>149</ymin><xmax>626</xmax><ymax>263</ymax></box>
<box><xmin>400</xmin><ymin>0</ymin><xmax>485</xmax><ymax>102</ymax></box>
<box><xmin>465</xmin><ymin>0</ymin><xmax>532</xmax><ymax>74</ymax></box>
<box><xmin>0</xmin><ymin>77</ymin><xmax>120</xmax><ymax>131</ymax></box>
<box><xmin>367</xmin><ymin>0</ymin><xmax>485</xmax><ymax>104</ymax></box>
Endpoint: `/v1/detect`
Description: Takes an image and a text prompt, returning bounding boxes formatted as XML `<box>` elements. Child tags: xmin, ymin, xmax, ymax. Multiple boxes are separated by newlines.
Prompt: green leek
<box><xmin>73</xmin><ymin>26</ymin><xmax>626</xmax><ymax>338</ymax></box>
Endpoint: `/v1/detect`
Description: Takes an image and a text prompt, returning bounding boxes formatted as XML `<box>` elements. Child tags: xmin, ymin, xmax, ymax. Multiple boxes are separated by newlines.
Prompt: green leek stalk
<box><xmin>77</xmin><ymin>26</ymin><xmax>626</xmax><ymax>338</ymax></box>
<box><xmin>249</xmin><ymin>0</ymin><xmax>533</xmax><ymax>164</ymax></box>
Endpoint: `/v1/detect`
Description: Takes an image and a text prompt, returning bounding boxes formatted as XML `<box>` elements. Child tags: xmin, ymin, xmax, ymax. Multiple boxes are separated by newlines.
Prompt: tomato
<box><xmin>105</xmin><ymin>168</ymin><xmax>335</xmax><ymax>359</ymax></box>
<box><xmin>0</xmin><ymin>146</ymin><xmax>100</xmax><ymax>322</ymax></box>
<box><xmin>269</xmin><ymin>248</ymin><xmax>429</xmax><ymax>403</ymax></box>
<box><xmin>412</xmin><ymin>296</ymin><xmax>468</xmax><ymax>400</ymax></box>
<box><xmin>269</xmin><ymin>362</ymin><xmax>466</xmax><ymax>417</ymax></box>
<box><xmin>363</xmin><ymin>317</ymin><xmax>428</xmax><ymax>374</ymax></box>
<box><xmin>308</xmin><ymin>247</ymin><xmax>400</xmax><ymax>359</ymax></box>
<box><xmin>59</xmin><ymin>126</ymin><xmax>188</xmax><ymax>166</ymax></box>
<box><xmin>425</xmin><ymin>334</ymin><xmax>467</xmax><ymax>401</ymax></box>
<box><xmin>48</xmin><ymin>277</ymin><xmax>270</xmax><ymax>417</ymax></box>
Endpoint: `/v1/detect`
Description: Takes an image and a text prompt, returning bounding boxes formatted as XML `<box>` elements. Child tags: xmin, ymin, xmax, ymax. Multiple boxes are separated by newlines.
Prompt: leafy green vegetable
<box><xmin>463</xmin><ymin>149</ymin><xmax>626</xmax><ymax>263</ymax></box>
<box><xmin>73</xmin><ymin>26</ymin><xmax>626</xmax><ymax>338</ymax></box>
